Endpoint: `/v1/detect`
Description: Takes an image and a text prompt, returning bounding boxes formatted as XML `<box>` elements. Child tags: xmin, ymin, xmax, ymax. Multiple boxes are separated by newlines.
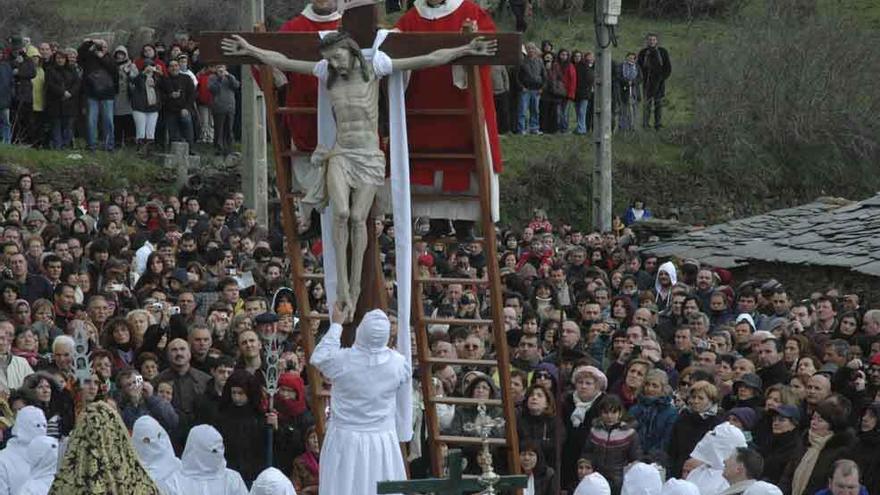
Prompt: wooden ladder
<box><xmin>411</xmin><ymin>66</ymin><xmax>521</xmax><ymax>480</ymax></box>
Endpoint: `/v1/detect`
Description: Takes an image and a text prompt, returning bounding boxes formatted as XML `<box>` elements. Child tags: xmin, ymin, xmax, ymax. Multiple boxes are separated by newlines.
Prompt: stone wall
<box><xmin>730</xmin><ymin>261</ymin><xmax>880</xmax><ymax>307</ymax></box>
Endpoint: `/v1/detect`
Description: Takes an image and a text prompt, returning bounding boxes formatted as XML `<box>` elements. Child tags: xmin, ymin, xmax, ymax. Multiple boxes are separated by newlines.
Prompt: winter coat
<box><xmin>118</xmin><ymin>394</ymin><xmax>179</xmax><ymax>436</ymax></box>
<box><xmin>636</xmin><ymin>45</ymin><xmax>671</xmax><ymax>98</ymax></box>
<box><xmin>158</xmin><ymin>73</ymin><xmax>195</xmax><ymax>114</ymax></box>
<box><xmin>779</xmin><ymin>429</ymin><xmax>857</xmax><ymax>495</ymax></box>
<box><xmin>574</xmin><ymin>61</ymin><xmax>595</xmax><ymax>101</ymax></box>
<box><xmin>667</xmin><ymin>408</ymin><xmax>723</xmax><ymax>478</ymax></box>
<box><xmin>758</xmin><ymin>360</ymin><xmax>791</xmax><ymax>389</ymax></box>
<box><xmin>582</xmin><ymin>419</ymin><xmax>641</xmax><ymax>492</ymax></box>
<box><xmin>207</xmin><ymin>73</ymin><xmax>239</xmax><ymax>114</ymax></box>
<box><xmin>215</xmin><ymin>404</ymin><xmax>269</xmax><ymax>487</ymax></box>
<box><xmin>553</xmin><ymin>61</ymin><xmax>577</xmax><ymax>100</ymax></box>
<box><xmin>518</xmin><ymin>57</ymin><xmax>547</xmax><ymax>91</ymax></box>
<box><xmin>517</xmin><ymin>411</ymin><xmax>561</xmax><ymax>469</ymax></box>
<box><xmin>113</xmin><ymin>47</ymin><xmax>138</xmax><ymax>115</ymax></box>
<box><xmin>561</xmin><ymin>392</ymin><xmax>605</xmax><ymax>489</ymax></box>
<box><xmin>0</xmin><ymin>61</ymin><xmax>13</xmax><ymax>109</ymax></box>
<box><xmin>129</xmin><ymin>72</ymin><xmax>162</xmax><ymax>113</ymax></box>
<box><xmin>760</xmin><ymin>429</ymin><xmax>803</xmax><ymax>485</ymax></box>
<box><xmin>852</xmin><ymin>429</ymin><xmax>880</xmax><ymax>495</ymax></box>
<box><xmin>11</xmin><ymin>56</ymin><xmax>36</xmax><ymax>104</ymax></box>
<box><xmin>527</xmin><ymin>466</ymin><xmax>557</xmax><ymax>495</ymax></box>
<box><xmin>44</xmin><ymin>64</ymin><xmax>81</xmax><ymax>117</ymax></box>
<box><xmin>630</xmin><ymin>394</ymin><xmax>678</xmax><ymax>460</ymax></box>
<box><xmin>77</xmin><ymin>41</ymin><xmax>118</xmax><ymax>100</ymax></box>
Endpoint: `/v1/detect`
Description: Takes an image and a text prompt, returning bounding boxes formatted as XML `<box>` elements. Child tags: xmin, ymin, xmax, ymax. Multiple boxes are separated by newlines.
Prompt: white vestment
<box><xmin>18</xmin><ymin>435</ymin><xmax>58</xmax><ymax>495</ymax></box>
<box><xmin>0</xmin><ymin>406</ymin><xmax>47</xmax><ymax>495</ymax></box>
<box><xmin>249</xmin><ymin>467</ymin><xmax>297</xmax><ymax>495</ymax></box>
<box><xmin>622</xmin><ymin>463</ymin><xmax>664</xmax><ymax>495</ymax></box>
<box><xmin>575</xmin><ymin>472</ymin><xmax>612</xmax><ymax>495</ymax></box>
<box><xmin>685</xmin><ymin>422</ymin><xmax>747</xmax><ymax>495</ymax></box>
<box><xmin>311</xmin><ymin>310</ymin><xmax>410</xmax><ymax>495</ymax></box>
<box><xmin>167</xmin><ymin>425</ymin><xmax>248</xmax><ymax>495</ymax></box>
<box><xmin>133</xmin><ymin>416</ymin><xmax>182</xmax><ymax>495</ymax></box>
<box><xmin>661</xmin><ymin>479</ymin><xmax>702</xmax><ymax>495</ymax></box>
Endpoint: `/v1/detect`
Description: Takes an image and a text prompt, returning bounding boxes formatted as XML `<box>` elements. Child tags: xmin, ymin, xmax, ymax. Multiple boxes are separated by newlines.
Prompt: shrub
<box><xmin>684</xmin><ymin>15</ymin><xmax>880</xmax><ymax>198</ymax></box>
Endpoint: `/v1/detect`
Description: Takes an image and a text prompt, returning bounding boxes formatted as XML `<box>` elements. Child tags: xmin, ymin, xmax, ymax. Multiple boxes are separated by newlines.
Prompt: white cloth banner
<box><xmin>315</xmin><ymin>29</ymin><xmax>414</xmax><ymax>443</ymax></box>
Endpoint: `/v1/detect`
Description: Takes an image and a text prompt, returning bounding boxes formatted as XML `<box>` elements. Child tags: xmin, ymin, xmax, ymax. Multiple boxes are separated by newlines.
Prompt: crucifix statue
<box><xmin>221</xmin><ymin>32</ymin><xmax>496</xmax><ymax>322</ymax></box>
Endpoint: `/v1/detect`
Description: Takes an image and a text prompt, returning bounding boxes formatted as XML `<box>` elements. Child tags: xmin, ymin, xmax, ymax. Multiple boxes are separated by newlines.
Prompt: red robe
<box><xmin>252</xmin><ymin>8</ymin><xmax>340</xmax><ymax>153</ymax></box>
<box><xmin>395</xmin><ymin>0</ymin><xmax>503</xmax><ymax>192</ymax></box>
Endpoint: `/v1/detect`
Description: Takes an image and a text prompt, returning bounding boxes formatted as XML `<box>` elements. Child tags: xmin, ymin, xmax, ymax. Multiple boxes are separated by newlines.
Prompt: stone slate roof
<box><xmin>640</xmin><ymin>194</ymin><xmax>880</xmax><ymax>276</ymax></box>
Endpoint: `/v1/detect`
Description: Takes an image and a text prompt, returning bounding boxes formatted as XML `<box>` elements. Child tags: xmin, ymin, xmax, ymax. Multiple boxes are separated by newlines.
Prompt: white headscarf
<box><xmin>575</xmin><ymin>472</ymin><xmax>612</xmax><ymax>495</ymax></box>
<box><xmin>11</xmin><ymin>406</ymin><xmax>48</xmax><ymax>447</ymax></box>
<box><xmin>352</xmin><ymin>309</ymin><xmax>393</xmax><ymax>366</ymax></box>
<box><xmin>181</xmin><ymin>425</ymin><xmax>227</xmax><ymax>481</ymax></box>
<box><xmin>661</xmin><ymin>479</ymin><xmax>701</xmax><ymax>495</ymax></box>
<box><xmin>133</xmin><ymin>416</ymin><xmax>181</xmax><ymax>484</ymax></box>
<box><xmin>689</xmin><ymin>422</ymin><xmax>747</xmax><ymax>469</ymax></box>
<box><xmin>622</xmin><ymin>463</ymin><xmax>664</xmax><ymax>495</ymax></box>
<box><xmin>655</xmin><ymin>261</ymin><xmax>678</xmax><ymax>296</ymax></box>
<box><xmin>249</xmin><ymin>467</ymin><xmax>297</xmax><ymax>495</ymax></box>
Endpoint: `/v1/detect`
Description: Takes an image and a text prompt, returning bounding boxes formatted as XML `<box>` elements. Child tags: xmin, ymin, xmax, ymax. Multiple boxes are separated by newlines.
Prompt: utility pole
<box><xmin>591</xmin><ymin>0</ymin><xmax>620</xmax><ymax>232</ymax></box>
<box><xmin>241</xmin><ymin>0</ymin><xmax>269</xmax><ymax>225</ymax></box>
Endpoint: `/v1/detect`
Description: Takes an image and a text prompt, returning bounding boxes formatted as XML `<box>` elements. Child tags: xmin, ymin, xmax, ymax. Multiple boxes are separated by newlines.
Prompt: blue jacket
<box><xmin>814</xmin><ymin>487</ymin><xmax>868</xmax><ymax>495</ymax></box>
<box><xmin>0</xmin><ymin>61</ymin><xmax>13</xmax><ymax>109</ymax></box>
<box><xmin>629</xmin><ymin>394</ymin><xmax>678</xmax><ymax>459</ymax></box>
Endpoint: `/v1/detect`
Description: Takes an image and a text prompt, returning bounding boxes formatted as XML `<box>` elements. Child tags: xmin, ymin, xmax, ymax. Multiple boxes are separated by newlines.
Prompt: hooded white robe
<box><xmin>0</xmin><ymin>406</ymin><xmax>47</xmax><ymax>495</ymax></box>
<box><xmin>661</xmin><ymin>479</ymin><xmax>702</xmax><ymax>495</ymax></box>
<box><xmin>575</xmin><ymin>472</ymin><xmax>612</xmax><ymax>495</ymax></box>
<box><xmin>622</xmin><ymin>463</ymin><xmax>664</xmax><ymax>495</ymax></box>
<box><xmin>133</xmin><ymin>416</ymin><xmax>182</xmax><ymax>495</ymax></box>
<box><xmin>166</xmin><ymin>425</ymin><xmax>248</xmax><ymax>495</ymax></box>
<box><xmin>18</xmin><ymin>436</ymin><xmax>58</xmax><ymax>495</ymax></box>
<box><xmin>310</xmin><ymin>309</ymin><xmax>410</xmax><ymax>495</ymax></box>
<box><xmin>685</xmin><ymin>422</ymin><xmax>747</xmax><ymax>495</ymax></box>
<box><xmin>249</xmin><ymin>467</ymin><xmax>297</xmax><ymax>495</ymax></box>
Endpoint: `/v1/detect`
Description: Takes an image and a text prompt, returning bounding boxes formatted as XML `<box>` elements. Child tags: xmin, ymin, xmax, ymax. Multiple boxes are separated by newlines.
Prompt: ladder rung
<box><xmin>416</xmin><ymin>277</ymin><xmax>488</xmax><ymax>285</ymax></box>
<box><xmin>412</xmin><ymin>193</ymin><xmax>480</xmax><ymax>203</ymax></box>
<box><xmin>421</xmin><ymin>317</ymin><xmax>493</xmax><ymax>326</ymax></box>
<box><xmin>424</xmin><ymin>357</ymin><xmax>497</xmax><ymax>367</ymax></box>
<box><xmin>277</xmin><ymin>106</ymin><xmax>317</xmax><ymax>115</ymax></box>
<box><xmin>413</xmin><ymin>236</ymin><xmax>485</xmax><ymax>244</ymax></box>
<box><xmin>407</xmin><ymin>109</ymin><xmax>470</xmax><ymax>116</ymax></box>
<box><xmin>301</xmin><ymin>313</ymin><xmax>330</xmax><ymax>321</ymax></box>
<box><xmin>430</xmin><ymin>397</ymin><xmax>502</xmax><ymax>406</ymax></box>
<box><xmin>301</xmin><ymin>273</ymin><xmax>325</xmax><ymax>280</ymax></box>
<box><xmin>436</xmin><ymin>435</ymin><xmax>507</xmax><ymax>446</ymax></box>
<box><xmin>410</xmin><ymin>152</ymin><xmax>476</xmax><ymax>160</ymax></box>
<box><xmin>317</xmin><ymin>390</ymin><xmax>331</xmax><ymax>398</ymax></box>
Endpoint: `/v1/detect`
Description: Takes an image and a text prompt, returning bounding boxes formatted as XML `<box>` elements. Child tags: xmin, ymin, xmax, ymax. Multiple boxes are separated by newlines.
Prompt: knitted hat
<box><xmin>727</xmin><ymin>407</ymin><xmax>758</xmax><ymax>430</ymax></box>
<box><xmin>573</xmin><ymin>365</ymin><xmax>608</xmax><ymax>391</ymax></box>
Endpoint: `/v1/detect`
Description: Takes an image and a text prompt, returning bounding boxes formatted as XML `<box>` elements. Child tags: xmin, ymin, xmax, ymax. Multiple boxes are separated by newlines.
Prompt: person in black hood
<box><xmin>216</xmin><ymin>369</ymin><xmax>277</xmax><ymax>487</ymax></box>
<box><xmin>853</xmin><ymin>402</ymin><xmax>880</xmax><ymax>495</ymax></box>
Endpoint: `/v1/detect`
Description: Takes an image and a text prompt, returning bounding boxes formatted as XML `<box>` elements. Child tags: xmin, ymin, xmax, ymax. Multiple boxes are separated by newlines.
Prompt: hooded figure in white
<box><xmin>686</xmin><ymin>422</ymin><xmax>747</xmax><ymax>495</ymax></box>
<box><xmin>249</xmin><ymin>468</ymin><xmax>296</xmax><ymax>495</ymax></box>
<box><xmin>167</xmin><ymin>425</ymin><xmax>248</xmax><ymax>495</ymax></box>
<box><xmin>18</xmin><ymin>435</ymin><xmax>58</xmax><ymax>495</ymax></box>
<box><xmin>310</xmin><ymin>308</ymin><xmax>410</xmax><ymax>495</ymax></box>
<box><xmin>133</xmin><ymin>416</ymin><xmax>182</xmax><ymax>495</ymax></box>
<box><xmin>655</xmin><ymin>261</ymin><xmax>678</xmax><ymax>308</ymax></box>
<box><xmin>575</xmin><ymin>472</ymin><xmax>612</xmax><ymax>495</ymax></box>
<box><xmin>0</xmin><ymin>406</ymin><xmax>48</xmax><ymax>495</ymax></box>
<box><xmin>661</xmin><ymin>479</ymin><xmax>702</xmax><ymax>495</ymax></box>
<box><xmin>622</xmin><ymin>463</ymin><xmax>664</xmax><ymax>495</ymax></box>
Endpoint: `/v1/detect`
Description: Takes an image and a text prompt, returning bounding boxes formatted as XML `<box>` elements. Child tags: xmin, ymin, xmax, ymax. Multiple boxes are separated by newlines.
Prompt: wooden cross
<box><xmin>376</xmin><ymin>449</ymin><xmax>527</xmax><ymax>494</ymax></box>
<box><xmin>197</xmin><ymin>3</ymin><xmax>521</xmax><ymax>70</ymax></box>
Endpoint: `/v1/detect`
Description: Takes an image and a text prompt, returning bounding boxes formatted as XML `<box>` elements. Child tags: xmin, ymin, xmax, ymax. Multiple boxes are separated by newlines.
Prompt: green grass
<box><xmin>0</xmin><ymin>144</ymin><xmax>172</xmax><ymax>193</ymax></box>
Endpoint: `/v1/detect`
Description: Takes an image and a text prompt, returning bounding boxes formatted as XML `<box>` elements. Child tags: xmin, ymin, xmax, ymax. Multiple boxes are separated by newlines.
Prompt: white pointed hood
<box><xmin>249</xmin><ymin>467</ymin><xmax>297</xmax><ymax>495</ymax></box>
<box><xmin>352</xmin><ymin>309</ymin><xmax>393</xmax><ymax>366</ymax></box>
<box><xmin>689</xmin><ymin>422</ymin><xmax>747</xmax><ymax>468</ymax></box>
<box><xmin>181</xmin><ymin>425</ymin><xmax>227</xmax><ymax>481</ymax></box>
<box><xmin>11</xmin><ymin>406</ymin><xmax>48</xmax><ymax>447</ymax></box>
<box><xmin>575</xmin><ymin>472</ymin><xmax>612</xmax><ymax>495</ymax></box>
<box><xmin>622</xmin><ymin>463</ymin><xmax>664</xmax><ymax>495</ymax></box>
<box><xmin>744</xmin><ymin>481</ymin><xmax>783</xmax><ymax>495</ymax></box>
<box><xmin>661</xmin><ymin>479</ymin><xmax>701</xmax><ymax>495</ymax></box>
<box><xmin>133</xmin><ymin>415</ymin><xmax>181</xmax><ymax>483</ymax></box>
<box><xmin>26</xmin><ymin>435</ymin><xmax>58</xmax><ymax>480</ymax></box>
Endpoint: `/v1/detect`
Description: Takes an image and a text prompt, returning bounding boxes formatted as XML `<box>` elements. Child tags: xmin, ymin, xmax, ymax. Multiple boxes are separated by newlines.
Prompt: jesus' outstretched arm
<box><xmin>391</xmin><ymin>36</ymin><xmax>498</xmax><ymax>72</ymax></box>
<box><xmin>221</xmin><ymin>34</ymin><xmax>318</xmax><ymax>75</ymax></box>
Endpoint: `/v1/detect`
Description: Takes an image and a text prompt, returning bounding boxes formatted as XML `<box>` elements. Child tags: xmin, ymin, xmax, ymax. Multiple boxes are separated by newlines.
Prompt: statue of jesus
<box><xmin>222</xmin><ymin>31</ymin><xmax>496</xmax><ymax>322</ymax></box>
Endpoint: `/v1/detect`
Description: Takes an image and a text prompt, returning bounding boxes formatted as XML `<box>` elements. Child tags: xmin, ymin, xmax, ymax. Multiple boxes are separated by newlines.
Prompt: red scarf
<box><xmin>301</xmin><ymin>451</ymin><xmax>319</xmax><ymax>479</ymax></box>
<box><xmin>275</xmin><ymin>372</ymin><xmax>308</xmax><ymax>419</ymax></box>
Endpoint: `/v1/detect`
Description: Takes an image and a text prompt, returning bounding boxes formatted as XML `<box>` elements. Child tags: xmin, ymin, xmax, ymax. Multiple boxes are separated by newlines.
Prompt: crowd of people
<box><xmin>494</xmin><ymin>33</ymin><xmax>671</xmax><ymax>136</ymax></box>
<box><xmin>0</xmin><ymin>34</ymin><xmax>241</xmax><ymax>156</ymax></box>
